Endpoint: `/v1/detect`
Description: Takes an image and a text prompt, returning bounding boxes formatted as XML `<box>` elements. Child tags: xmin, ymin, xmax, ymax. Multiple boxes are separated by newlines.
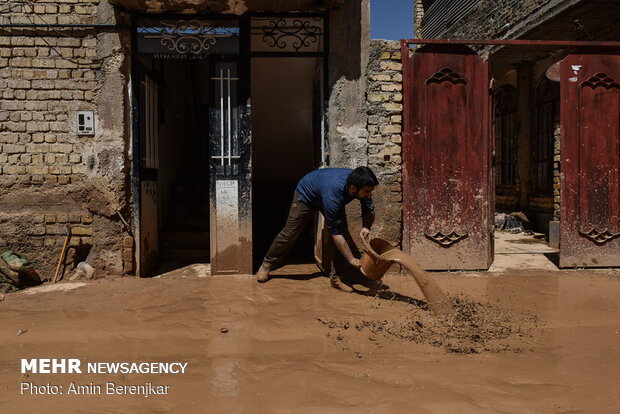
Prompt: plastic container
<box><xmin>360</xmin><ymin>236</ymin><xmax>396</xmax><ymax>280</ymax></box>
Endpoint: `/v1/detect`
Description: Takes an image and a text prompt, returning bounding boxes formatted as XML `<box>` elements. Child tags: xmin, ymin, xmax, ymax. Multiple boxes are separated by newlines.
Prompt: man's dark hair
<box><xmin>346</xmin><ymin>166</ymin><xmax>379</xmax><ymax>189</ymax></box>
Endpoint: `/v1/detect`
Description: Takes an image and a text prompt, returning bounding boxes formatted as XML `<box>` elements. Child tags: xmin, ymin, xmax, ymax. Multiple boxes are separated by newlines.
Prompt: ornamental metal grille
<box><xmin>251</xmin><ymin>16</ymin><xmax>324</xmax><ymax>53</ymax></box>
<box><xmin>137</xmin><ymin>19</ymin><xmax>239</xmax><ymax>56</ymax></box>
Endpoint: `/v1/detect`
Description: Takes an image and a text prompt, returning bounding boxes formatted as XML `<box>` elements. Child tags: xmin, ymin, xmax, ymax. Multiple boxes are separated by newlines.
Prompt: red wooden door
<box><xmin>560</xmin><ymin>53</ymin><xmax>620</xmax><ymax>267</ymax></box>
<box><xmin>402</xmin><ymin>45</ymin><xmax>492</xmax><ymax>270</ymax></box>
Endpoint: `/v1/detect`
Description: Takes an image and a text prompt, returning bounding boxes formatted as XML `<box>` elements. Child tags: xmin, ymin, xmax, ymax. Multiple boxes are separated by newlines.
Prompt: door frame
<box><xmin>130</xmin><ymin>13</ymin><xmax>330</xmax><ymax>276</ymax></box>
<box><xmin>130</xmin><ymin>14</ymin><xmax>245</xmax><ymax>276</ymax></box>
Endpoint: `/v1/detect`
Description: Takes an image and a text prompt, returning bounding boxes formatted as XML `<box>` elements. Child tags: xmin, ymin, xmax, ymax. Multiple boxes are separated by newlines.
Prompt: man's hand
<box><xmin>360</xmin><ymin>227</ymin><xmax>371</xmax><ymax>240</ymax></box>
<box><xmin>332</xmin><ymin>233</ymin><xmax>361</xmax><ymax>269</ymax></box>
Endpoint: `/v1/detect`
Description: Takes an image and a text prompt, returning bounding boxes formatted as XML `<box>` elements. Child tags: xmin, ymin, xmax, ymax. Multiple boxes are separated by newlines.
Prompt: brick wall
<box><xmin>0</xmin><ymin>0</ymin><xmax>133</xmax><ymax>278</ymax></box>
<box><xmin>365</xmin><ymin>39</ymin><xmax>403</xmax><ymax>246</ymax></box>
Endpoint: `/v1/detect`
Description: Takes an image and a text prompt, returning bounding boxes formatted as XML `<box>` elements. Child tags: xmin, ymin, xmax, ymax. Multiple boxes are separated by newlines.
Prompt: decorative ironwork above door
<box><xmin>251</xmin><ymin>16</ymin><xmax>325</xmax><ymax>53</ymax></box>
<box><xmin>137</xmin><ymin>18</ymin><xmax>239</xmax><ymax>57</ymax></box>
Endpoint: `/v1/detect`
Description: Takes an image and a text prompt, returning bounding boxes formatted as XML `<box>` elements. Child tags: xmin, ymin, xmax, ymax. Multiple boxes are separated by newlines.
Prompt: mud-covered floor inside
<box><xmin>1</xmin><ymin>265</ymin><xmax>620</xmax><ymax>413</ymax></box>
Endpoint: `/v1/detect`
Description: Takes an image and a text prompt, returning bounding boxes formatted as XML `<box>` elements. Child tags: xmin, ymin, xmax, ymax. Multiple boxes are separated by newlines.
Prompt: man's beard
<box><xmin>353</xmin><ymin>190</ymin><xmax>370</xmax><ymax>201</ymax></box>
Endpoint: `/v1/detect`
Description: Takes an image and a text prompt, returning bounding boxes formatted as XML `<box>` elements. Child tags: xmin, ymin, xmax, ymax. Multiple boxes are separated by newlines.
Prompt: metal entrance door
<box><xmin>402</xmin><ymin>45</ymin><xmax>492</xmax><ymax>270</ymax></box>
<box><xmin>560</xmin><ymin>52</ymin><xmax>620</xmax><ymax>267</ymax></box>
<box><xmin>209</xmin><ymin>59</ymin><xmax>252</xmax><ymax>274</ymax></box>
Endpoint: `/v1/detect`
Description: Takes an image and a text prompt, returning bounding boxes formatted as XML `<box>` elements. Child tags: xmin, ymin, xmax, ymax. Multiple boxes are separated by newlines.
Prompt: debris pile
<box><xmin>0</xmin><ymin>251</ymin><xmax>42</xmax><ymax>293</ymax></box>
<box><xmin>319</xmin><ymin>294</ymin><xmax>538</xmax><ymax>354</ymax></box>
<box><xmin>494</xmin><ymin>211</ymin><xmax>531</xmax><ymax>233</ymax></box>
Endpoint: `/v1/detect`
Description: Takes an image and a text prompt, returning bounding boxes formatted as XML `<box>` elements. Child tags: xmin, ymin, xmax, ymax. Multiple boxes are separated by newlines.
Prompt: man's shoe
<box><xmin>330</xmin><ymin>275</ymin><xmax>354</xmax><ymax>293</ymax></box>
<box><xmin>256</xmin><ymin>264</ymin><xmax>271</xmax><ymax>283</ymax></box>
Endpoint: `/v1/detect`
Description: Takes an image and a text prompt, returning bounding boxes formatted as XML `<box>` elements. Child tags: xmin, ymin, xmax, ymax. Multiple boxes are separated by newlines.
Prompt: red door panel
<box><xmin>402</xmin><ymin>45</ymin><xmax>492</xmax><ymax>270</ymax></box>
<box><xmin>561</xmin><ymin>53</ymin><xmax>620</xmax><ymax>267</ymax></box>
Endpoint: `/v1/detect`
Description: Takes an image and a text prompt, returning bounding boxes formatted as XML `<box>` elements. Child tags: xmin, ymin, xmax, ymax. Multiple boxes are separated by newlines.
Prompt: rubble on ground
<box><xmin>494</xmin><ymin>211</ymin><xmax>531</xmax><ymax>233</ymax></box>
<box><xmin>0</xmin><ymin>251</ymin><xmax>43</xmax><ymax>293</ymax></box>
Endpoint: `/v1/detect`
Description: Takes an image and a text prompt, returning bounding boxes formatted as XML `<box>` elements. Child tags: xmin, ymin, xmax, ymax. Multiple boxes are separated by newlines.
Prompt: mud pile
<box><xmin>319</xmin><ymin>293</ymin><xmax>538</xmax><ymax>354</ymax></box>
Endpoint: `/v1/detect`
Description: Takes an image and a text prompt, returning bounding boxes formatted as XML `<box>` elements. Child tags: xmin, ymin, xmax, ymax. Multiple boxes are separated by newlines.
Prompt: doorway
<box><xmin>251</xmin><ymin>57</ymin><xmax>325</xmax><ymax>269</ymax></box>
<box><xmin>137</xmin><ymin>57</ymin><xmax>212</xmax><ymax>275</ymax></box>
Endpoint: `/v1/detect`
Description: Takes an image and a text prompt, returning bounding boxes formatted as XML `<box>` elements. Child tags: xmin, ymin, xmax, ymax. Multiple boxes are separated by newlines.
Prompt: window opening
<box><xmin>534</xmin><ymin>76</ymin><xmax>559</xmax><ymax>194</ymax></box>
<box><xmin>494</xmin><ymin>86</ymin><xmax>517</xmax><ymax>188</ymax></box>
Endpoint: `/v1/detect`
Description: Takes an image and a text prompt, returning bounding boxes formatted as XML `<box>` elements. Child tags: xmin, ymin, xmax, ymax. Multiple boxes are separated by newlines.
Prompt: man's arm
<box><xmin>331</xmin><ymin>233</ymin><xmax>360</xmax><ymax>268</ymax></box>
<box><xmin>360</xmin><ymin>209</ymin><xmax>375</xmax><ymax>239</ymax></box>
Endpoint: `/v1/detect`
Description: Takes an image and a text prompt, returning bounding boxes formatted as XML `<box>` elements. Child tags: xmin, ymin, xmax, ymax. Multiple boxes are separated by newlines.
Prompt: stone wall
<box><xmin>0</xmin><ymin>0</ymin><xmax>133</xmax><ymax>278</ymax></box>
<box><xmin>364</xmin><ymin>39</ymin><xmax>403</xmax><ymax>246</ymax></box>
<box><xmin>413</xmin><ymin>0</ymin><xmax>424</xmax><ymax>39</ymax></box>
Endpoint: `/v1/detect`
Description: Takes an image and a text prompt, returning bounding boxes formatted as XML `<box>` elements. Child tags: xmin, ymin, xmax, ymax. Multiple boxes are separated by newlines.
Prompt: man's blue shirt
<box><xmin>295</xmin><ymin>168</ymin><xmax>374</xmax><ymax>235</ymax></box>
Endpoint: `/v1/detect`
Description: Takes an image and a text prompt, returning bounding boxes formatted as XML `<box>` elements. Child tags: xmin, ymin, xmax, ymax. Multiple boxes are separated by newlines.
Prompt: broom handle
<box><xmin>53</xmin><ymin>228</ymin><xmax>71</xmax><ymax>283</ymax></box>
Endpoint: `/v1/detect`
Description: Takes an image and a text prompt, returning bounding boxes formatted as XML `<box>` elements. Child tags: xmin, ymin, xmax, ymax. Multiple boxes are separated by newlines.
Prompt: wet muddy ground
<box><xmin>1</xmin><ymin>265</ymin><xmax>619</xmax><ymax>413</ymax></box>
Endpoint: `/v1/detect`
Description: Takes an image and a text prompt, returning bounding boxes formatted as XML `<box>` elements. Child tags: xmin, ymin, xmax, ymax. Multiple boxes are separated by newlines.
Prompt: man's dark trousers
<box><xmin>263</xmin><ymin>191</ymin><xmax>352</xmax><ymax>277</ymax></box>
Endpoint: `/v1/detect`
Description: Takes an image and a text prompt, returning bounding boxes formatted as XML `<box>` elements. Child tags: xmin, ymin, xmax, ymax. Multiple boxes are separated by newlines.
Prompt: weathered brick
<box><xmin>8</xmin><ymin>79</ymin><xmax>30</xmax><ymax>89</ymax></box>
<box><xmin>27</xmin><ymin>122</ymin><xmax>50</xmax><ymax>133</ymax></box>
<box><xmin>3</xmin><ymin>144</ymin><xmax>26</xmax><ymax>154</ymax></box>
<box><xmin>48</xmin><ymin>165</ymin><xmax>72</xmax><ymax>175</ymax></box>
<box><xmin>11</xmin><ymin>37</ymin><xmax>35</xmax><ymax>47</ymax></box>
<box><xmin>68</xmin><ymin>215</ymin><xmax>82</xmax><ymax>224</ymax></box>
<box><xmin>47</xmin><ymin>143</ymin><xmax>71</xmax><ymax>153</ymax></box>
<box><xmin>383</xmin><ymin>103</ymin><xmax>403</xmax><ymax>112</ymax></box>
<box><xmin>27</xmin><ymin>165</ymin><xmax>49</xmax><ymax>175</ymax></box>
<box><xmin>55</xmin><ymin>60</ymin><xmax>78</xmax><ymax>69</ymax></box>
<box><xmin>29</xmin><ymin>226</ymin><xmax>46</xmax><ymax>236</ymax></box>
<box><xmin>32</xmin><ymin>58</ymin><xmax>55</xmax><ymax>69</ymax></box>
<box><xmin>46</xmin><ymin>225</ymin><xmax>66</xmax><ymax>235</ymax></box>
<box><xmin>368</xmin><ymin>93</ymin><xmax>390</xmax><ymax>102</ymax></box>
<box><xmin>370</xmin><ymin>74</ymin><xmax>391</xmax><ymax>81</ymax></box>
<box><xmin>380</xmin><ymin>84</ymin><xmax>402</xmax><ymax>92</ymax></box>
<box><xmin>57</xmin><ymin>38</ymin><xmax>82</xmax><ymax>48</ymax></box>
<box><xmin>123</xmin><ymin>248</ymin><xmax>134</xmax><ymax>273</ymax></box>
<box><xmin>5</xmin><ymin>165</ymin><xmax>25</xmax><ymax>174</ymax></box>
<box><xmin>369</xmin><ymin>135</ymin><xmax>389</xmax><ymax>144</ymax></box>
<box><xmin>380</xmin><ymin>61</ymin><xmax>402</xmax><ymax>71</ymax></box>
<box><xmin>71</xmin><ymin>226</ymin><xmax>93</xmax><ymax>236</ymax></box>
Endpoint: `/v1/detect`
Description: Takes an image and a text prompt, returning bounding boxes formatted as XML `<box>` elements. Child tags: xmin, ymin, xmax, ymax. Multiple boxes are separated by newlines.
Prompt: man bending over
<box><xmin>255</xmin><ymin>166</ymin><xmax>378</xmax><ymax>292</ymax></box>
